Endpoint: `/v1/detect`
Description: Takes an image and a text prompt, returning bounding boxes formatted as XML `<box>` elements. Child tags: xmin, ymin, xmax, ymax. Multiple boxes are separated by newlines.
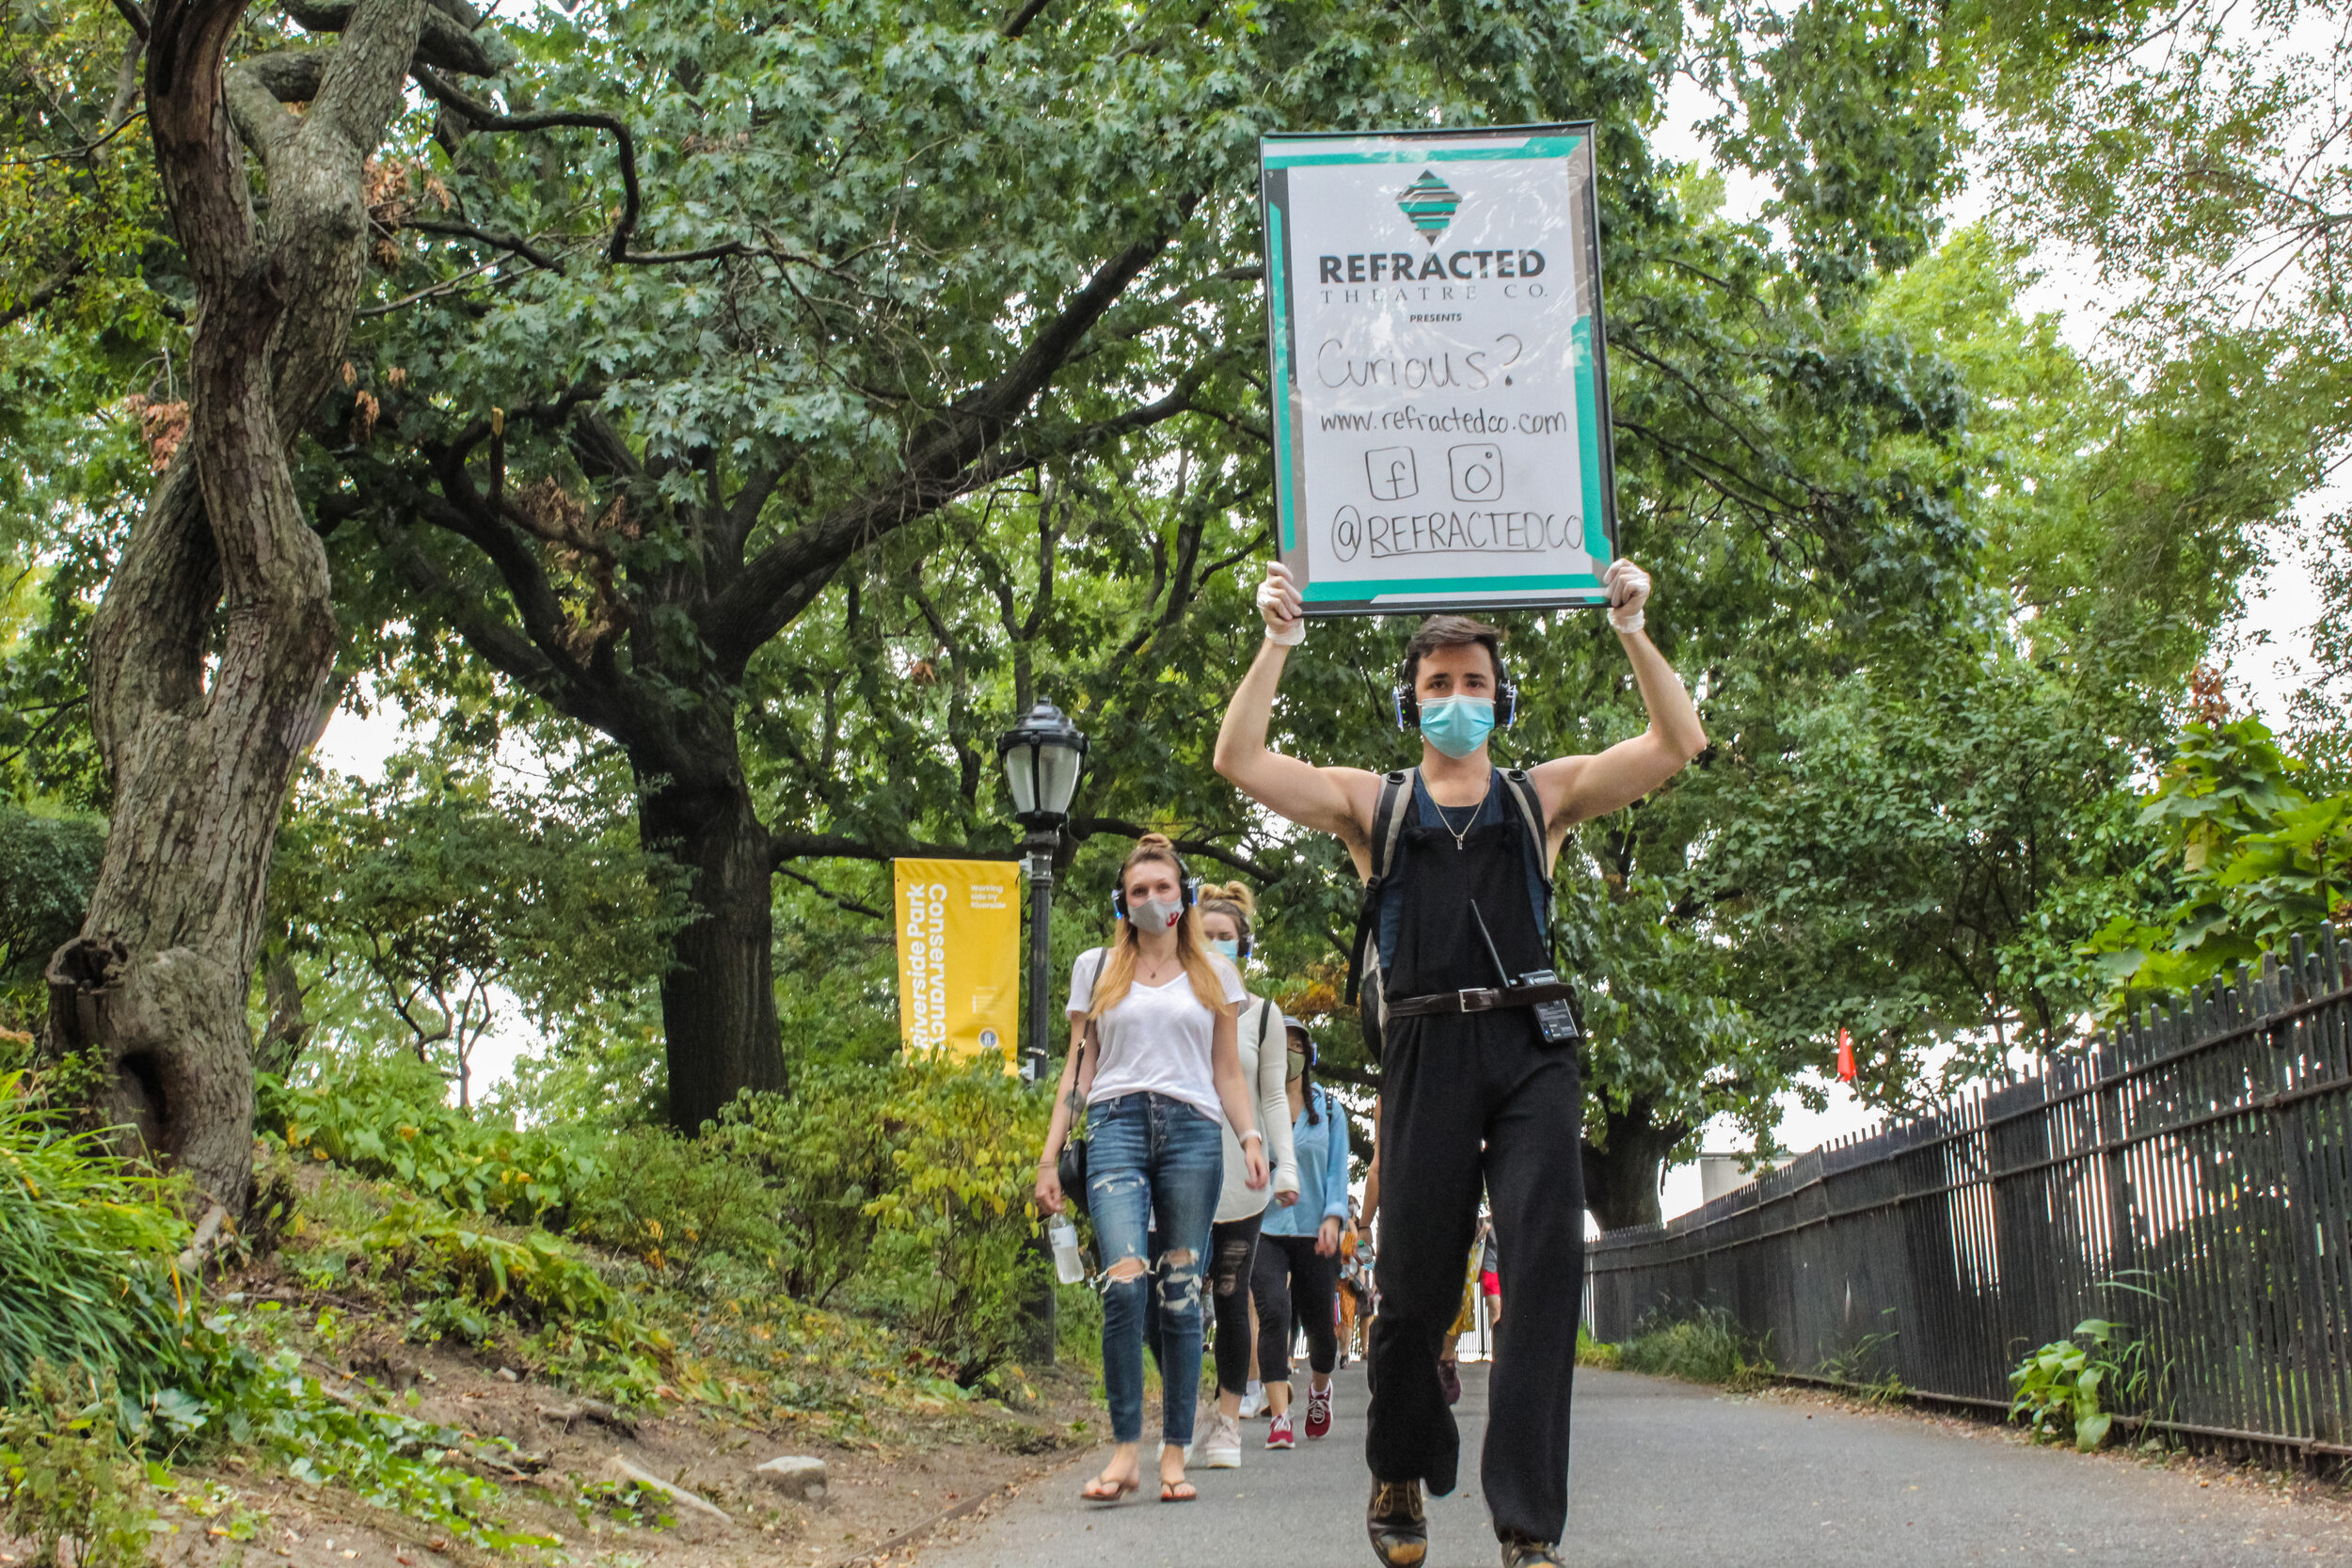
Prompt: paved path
<box><xmin>921</xmin><ymin>1363</ymin><xmax>2352</xmax><ymax>1567</ymax></box>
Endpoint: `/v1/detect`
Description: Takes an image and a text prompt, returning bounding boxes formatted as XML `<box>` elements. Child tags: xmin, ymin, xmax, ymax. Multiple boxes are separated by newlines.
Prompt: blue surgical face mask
<box><xmin>1419</xmin><ymin>695</ymin><xmax>1495</xmax><ymax>759</ymax></box>
<box><xmin>1211</xmin><ymin>938</ymin><xmax>1241</xmax><ymax>960</ymax></box>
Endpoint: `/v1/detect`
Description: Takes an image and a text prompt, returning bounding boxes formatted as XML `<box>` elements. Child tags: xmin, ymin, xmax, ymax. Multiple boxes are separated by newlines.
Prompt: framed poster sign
<box><xmin>1258</xmin><ymin>124</ymin><xmax>1616</xmax><ymax>614</ymax></box>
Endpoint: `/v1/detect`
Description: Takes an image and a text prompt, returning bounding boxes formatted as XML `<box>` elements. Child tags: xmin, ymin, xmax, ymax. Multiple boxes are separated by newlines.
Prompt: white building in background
<box><xmin>1696</xmin><ymin>1151</ymin><xmax>1795</xmax><ymax>1206</ymax></box>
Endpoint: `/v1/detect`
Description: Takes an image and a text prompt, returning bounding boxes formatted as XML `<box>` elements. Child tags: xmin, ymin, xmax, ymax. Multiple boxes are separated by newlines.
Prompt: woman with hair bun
<box><xmin>1036</xmin><ymin>835</ymin><xmax>1269</xmax><ymax>1505</ymax></box>
<box><xmin>1184</xmin><ymin>880</ymin><xmax>1299</xmax><ymax>1468</ymax></box>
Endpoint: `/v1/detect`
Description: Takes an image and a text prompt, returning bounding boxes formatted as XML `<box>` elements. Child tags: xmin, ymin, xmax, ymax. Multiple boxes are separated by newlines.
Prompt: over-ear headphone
<box><xmin>1393</xmin><ymin>657</ymin><xmax>1519</xmax><ymax>731</ymax></box>
<box><xmin>1110</xmin><ymin>849</ymin><xmax>1203</xmax><ymax>921</ymax></box>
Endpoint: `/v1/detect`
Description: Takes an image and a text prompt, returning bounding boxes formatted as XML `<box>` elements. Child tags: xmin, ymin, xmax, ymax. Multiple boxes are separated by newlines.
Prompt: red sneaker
<box><xmin>1266</xmin><ymin>1414</ymin><xmax>1295</xmax><ymax>1449</ymax></box>
<box><xmin>1305</xmin><ymin>1385</ymin><xmax>1333</xmax><ymax>1439</ymax></box>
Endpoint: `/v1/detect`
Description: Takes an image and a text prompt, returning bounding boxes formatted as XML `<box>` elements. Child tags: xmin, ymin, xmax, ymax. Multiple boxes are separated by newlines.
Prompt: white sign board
<box><xmin>1259</xmin><ymin>125</ymin><xmax>1616</xmax><ymax>614</ymax></box>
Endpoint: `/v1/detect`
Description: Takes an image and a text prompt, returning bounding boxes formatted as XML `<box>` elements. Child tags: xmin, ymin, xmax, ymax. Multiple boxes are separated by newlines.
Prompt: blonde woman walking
<box><xmin>1036</xmin><ymin>835</ymin><xmax>1269</xmax><ymax>1504</ymax></box>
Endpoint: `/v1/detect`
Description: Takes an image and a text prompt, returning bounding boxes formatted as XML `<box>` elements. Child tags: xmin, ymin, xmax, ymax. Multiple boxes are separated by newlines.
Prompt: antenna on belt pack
<box><xmin>1470</xmin><ymin>899</ymin><xmax>1581</xmax><ymax>1047</ymax></box>
<box><xmin>1469</xmin><ymin>900</ymin><xmax>1513</xmax><ymax>990</ymax></box>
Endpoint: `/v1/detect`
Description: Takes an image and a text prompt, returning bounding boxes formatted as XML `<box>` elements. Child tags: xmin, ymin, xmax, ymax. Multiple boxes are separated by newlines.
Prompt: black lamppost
<box><xmin>996</xmin><ymin>701</ymin><xmax>1089</xmax><ymax>1085</ymax></box>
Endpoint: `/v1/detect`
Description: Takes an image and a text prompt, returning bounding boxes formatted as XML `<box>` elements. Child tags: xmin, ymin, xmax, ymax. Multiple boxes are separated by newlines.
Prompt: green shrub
<box><xmin>0</xmin><ymin>803</ymin><xmax>104</xmax><ymax>1013</ymax></box>
<box><xmin>265</xmin><ymin>1062</ymin><xmax>603</xmax><ymax>1226</ymax></box>
<box><xmin>1574</xmin><ymin>1324</ymin><xmax>1622</xmax><ymax>1370</ymax></box>
<box><xmin>359</xmin><ymin>1200</ymin><xmax>675</xmax><ymax>1402</ymax></box>
<box><xmin>366</xmin><ymin>1201</ymin><xmax>631</xmax><ymax>1328</ymax></box>
<box><xmin>0</xmin><ymin>1363</ymin><xmax>157</xmax><ymax>1568</ymax></box>
<box><xmin>567</xmin><ymin>1126</ymin><xmax>783</xmax><ymax>1283</ymax></box>
<box><xmin>278</xmin><ymin>1055</ymin><xmax>1054</xmax><ymax>1386</ymax></box>
<box><xmin>712</xmin><ymin>1061</ymin><xmax>1049</xmax><ymax>1382</ymax></box>
<box><xmin>2009</xmin><ymin>1316</ymin><xmax>2154</xmax><ymax>1451</ymax></box>
<box><xmin>1615</xmin><ymin>1305</ymin><xmax>1772</xmax><ymax>1386</ymax></box>
<box><xmin>0</xmin><ymin>1079</ymin><xmax>199</xmax><ymax>1403</ymax></box>
<box><xmin>860</xmin><ymin>1060</ymin><xmax>1051</xmax><ymax>1381</ymax></box>
<box><xmin>707</xmin><ymin>1068</ymin><xmax>905</xmax><ymax>1306</ymax></box>
<box><xmin>1054</xmin><ymin>1282</ymin><xmax>1103</xmax><ymax>1373</ymax></box>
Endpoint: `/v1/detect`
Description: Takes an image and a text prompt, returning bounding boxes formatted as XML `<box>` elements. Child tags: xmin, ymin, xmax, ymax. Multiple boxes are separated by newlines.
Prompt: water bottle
<box><xmin>1050</xmin><ymin>1218</ymin><xmax>1086</xmax><ymax>1284</ymax></box>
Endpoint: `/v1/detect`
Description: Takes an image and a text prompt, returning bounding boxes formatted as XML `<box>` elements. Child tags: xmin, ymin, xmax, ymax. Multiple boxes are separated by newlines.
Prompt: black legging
<box><xmin>1253</xmin><ymin>1230</ymin><xmax>1338</xmax><ymax>1386</ymax></box>
<box><xmin>1145</xmin><ymin>1212</ymin><xmax>1264</xmax><ymax>1396</ymax></box>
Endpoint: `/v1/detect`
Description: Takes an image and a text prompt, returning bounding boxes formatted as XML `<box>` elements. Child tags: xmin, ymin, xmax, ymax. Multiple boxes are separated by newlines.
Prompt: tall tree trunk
<box><xmin>46</xmin><ymin>0</ymin><xmax>426</xmax><ymax>1219</ymax></box>
<box><xmin>1581</xmin><ymin>1099</ymin><xmax>1688</xmax><ymax>1234</ymax></box>
<box><xmin>634</xmin><ymin>719</ymin><xmax>786</xmax><ymax>1133</ymax></box>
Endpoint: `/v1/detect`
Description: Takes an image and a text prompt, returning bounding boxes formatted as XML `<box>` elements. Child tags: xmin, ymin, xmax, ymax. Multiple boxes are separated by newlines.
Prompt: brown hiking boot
<box><xmin>1499</xmin><ymin>1536</ymin><xmax>1563</xmax><ymax>1568</ymax></box>
<box><xmin>1367</xmin><ymin>1479</ymin><xmax>1427</xmax><ymax>1568</ymax></box>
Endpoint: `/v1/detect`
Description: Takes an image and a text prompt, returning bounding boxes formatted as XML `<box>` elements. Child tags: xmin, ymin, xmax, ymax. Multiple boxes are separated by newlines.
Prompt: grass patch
<box><xmin>1605</xmin><ymin>1305</ymin><xmax>1772</xmax><ymax>1388</ymax></box>
<box><xmin>0</xmin><ymin>1077</ymin><xmax>199</xmax><ymax>1403</ymax></box>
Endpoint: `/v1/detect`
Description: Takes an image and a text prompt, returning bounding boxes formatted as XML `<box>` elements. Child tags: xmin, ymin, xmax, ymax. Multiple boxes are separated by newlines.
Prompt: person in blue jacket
<box><xmin>1252</xmin><ymin>1016</ymin><xmax>1352</xmax><ymax>1449</ymax></box>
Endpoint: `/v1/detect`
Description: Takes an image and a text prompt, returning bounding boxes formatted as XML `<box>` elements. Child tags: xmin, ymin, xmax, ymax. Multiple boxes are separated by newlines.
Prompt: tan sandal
<box><xmin>1081</xmin><ymin>1474</ymin><xmax>1139</xmax><ymax>1504</ymax></box>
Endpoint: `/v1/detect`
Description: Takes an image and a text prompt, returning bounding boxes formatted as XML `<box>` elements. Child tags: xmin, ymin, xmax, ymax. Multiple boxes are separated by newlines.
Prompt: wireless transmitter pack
<box><xmin>1470</xmin><ymin>903</ymin><xmax>1581</xmax><ymax>1048</ymax></box>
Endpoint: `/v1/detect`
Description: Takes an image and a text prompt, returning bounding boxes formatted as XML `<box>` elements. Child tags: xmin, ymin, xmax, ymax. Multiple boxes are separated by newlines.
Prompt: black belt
<box><xmin>1386</xmin><ymin>982</ymin><xmax>1577</xmax><ymax>1018</ymax></box>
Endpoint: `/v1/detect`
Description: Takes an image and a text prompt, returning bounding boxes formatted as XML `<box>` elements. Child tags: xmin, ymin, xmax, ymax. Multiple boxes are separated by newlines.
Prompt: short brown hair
<box><xmin>1402</xmin><ymin>614</ymin><xmax>1504</xmax><ymax>691</ymax></box>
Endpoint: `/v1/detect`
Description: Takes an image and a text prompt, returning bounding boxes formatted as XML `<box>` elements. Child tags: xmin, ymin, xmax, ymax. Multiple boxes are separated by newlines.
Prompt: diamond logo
<box><xmin>1395</xmin><ymin>169</ymin><xmax>1462</xmax><ymax>245</ymax></box>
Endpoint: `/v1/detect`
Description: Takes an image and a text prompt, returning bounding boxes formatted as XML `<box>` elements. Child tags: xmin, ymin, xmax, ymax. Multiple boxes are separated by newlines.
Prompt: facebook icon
<box><xmin>1366</xmin><ymin>446</ymin><xmax>1419</xmax><ymax>501</ymax></box>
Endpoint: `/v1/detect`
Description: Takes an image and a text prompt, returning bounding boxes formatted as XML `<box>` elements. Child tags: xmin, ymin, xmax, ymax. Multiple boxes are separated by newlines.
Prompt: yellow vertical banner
<box><xmin>894</xmin><ymin>859</ymin><xmax>1021</xmax><ymax>1069</ymax></box>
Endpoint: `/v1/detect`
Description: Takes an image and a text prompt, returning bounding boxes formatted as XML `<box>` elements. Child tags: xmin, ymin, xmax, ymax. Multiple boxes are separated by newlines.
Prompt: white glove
<box><xmin>1604</xmin><ymin>558</ymin><xmax>1651</xmax><ymax>633</ymax></box>
<box><xmin>1258</xmin><ymin>561</ymin><xmax>1306</xmax><ymax>645</ymax></box>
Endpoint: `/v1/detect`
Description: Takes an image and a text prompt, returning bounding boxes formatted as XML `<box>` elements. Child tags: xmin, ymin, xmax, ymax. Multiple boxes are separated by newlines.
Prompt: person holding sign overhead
<box><xmin>1212</xmin><ymin>559</ymin><xmax>1704</xmax><ymax>1568</ymax></box>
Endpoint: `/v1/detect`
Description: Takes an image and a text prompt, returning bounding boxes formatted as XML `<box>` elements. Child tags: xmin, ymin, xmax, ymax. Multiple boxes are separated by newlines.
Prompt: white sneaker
<box><xmin>1198</xmin><ymin>1410</ymin><xmax>1242</xmax><ymax>1468</ymax></box>
<box><xmin>1238</xmin><ymin>1381</ymin><xmax>1265</xmax><ymax>1418</ymax></box>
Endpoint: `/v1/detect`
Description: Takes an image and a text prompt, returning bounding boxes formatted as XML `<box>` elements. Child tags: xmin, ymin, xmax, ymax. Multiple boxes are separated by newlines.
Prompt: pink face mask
<box><xmin>1130</xmin><ymin>895</ymin><xmax>1184</xmax><ymax>931</ymax></box>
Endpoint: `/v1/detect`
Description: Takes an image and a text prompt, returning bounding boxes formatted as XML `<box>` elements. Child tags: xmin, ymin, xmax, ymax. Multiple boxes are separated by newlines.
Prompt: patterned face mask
<box><xmin>1129</xmin><ymin>895</ymin><xmax>1184</xmax><ymax>932</ymax></box>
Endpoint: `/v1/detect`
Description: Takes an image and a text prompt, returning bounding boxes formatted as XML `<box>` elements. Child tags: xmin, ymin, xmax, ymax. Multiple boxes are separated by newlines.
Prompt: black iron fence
<box><xmin>1585</xmin><ymin>928</ymin><xmax>2352</xmax><ymax>1458</ymax></box>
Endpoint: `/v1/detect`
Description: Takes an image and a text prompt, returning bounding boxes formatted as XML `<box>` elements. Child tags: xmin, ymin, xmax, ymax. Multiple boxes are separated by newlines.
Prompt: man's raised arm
<box><xmin>1534</xmin><ymin>560</ymin><xmax>1709</xmax><ymax>830</ymax></box>
<box><xmin>1213</xmin><ymin>562</ymin><xmax>1371</xmax><ymax>847</ymax></box>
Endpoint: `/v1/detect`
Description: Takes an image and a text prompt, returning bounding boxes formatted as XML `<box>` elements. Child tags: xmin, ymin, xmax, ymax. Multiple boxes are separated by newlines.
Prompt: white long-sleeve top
<box><xmin>1216</xmin><ymin>994</ymin><xmax>1300</xmax><ymax>1223</ymax></box>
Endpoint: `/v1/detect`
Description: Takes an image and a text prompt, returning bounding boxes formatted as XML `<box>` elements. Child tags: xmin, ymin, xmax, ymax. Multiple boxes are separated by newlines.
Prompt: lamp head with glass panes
<box><xmin>996</xmin><ymin>701</ymin><xmax>1089</xmax><ymax>831</ymax></box>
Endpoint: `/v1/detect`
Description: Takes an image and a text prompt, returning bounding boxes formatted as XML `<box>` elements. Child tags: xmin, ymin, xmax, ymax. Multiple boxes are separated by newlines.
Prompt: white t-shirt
<box><xmin>1068</xmin><ymin>946</ymin><xmax>1247</xmax><ymax>1120</ymax></box>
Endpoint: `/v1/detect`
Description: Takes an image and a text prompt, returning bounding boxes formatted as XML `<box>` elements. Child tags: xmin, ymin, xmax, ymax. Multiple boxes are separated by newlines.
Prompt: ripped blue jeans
<box><xmin>1086</xmin><ymin>1091</ymin><xmax>1224</xmax><ymax>1447</ymax></box>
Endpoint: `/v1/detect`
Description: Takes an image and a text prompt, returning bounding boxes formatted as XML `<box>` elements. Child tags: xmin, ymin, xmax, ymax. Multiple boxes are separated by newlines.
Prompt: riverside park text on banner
<box><xmin>1259</xmin><ymin>124</ymin><xmax>1617</xmax><ymax>614</ymax></box>
<box><xmin>893</xmin><ymin>858</ymin><xmax>1020</xmax><ymax>1069</ymax></box>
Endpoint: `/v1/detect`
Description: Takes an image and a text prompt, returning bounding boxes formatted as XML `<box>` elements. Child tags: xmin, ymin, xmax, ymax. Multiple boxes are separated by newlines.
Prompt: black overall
<box><xmin>1366</xmin><ymin>771</ymin><xmax>1585</xmax><ymax>1546</ymax></box>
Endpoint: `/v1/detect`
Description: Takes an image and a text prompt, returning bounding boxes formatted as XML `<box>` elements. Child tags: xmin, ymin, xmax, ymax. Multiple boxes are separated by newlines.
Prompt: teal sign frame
<box><xmin>1259</xmin><ymin>124</ymin><xmax>1618</xmax><ymax>615</ymax></box>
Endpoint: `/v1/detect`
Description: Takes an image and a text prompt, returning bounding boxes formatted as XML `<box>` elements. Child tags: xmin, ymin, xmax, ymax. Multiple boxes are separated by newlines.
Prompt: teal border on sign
<box><xmin>1266</xmin><ymin>199</ymin><xmax>1297</xmax><ymax>554</ymax></box>
<box><xmin>1262</xmin><ymin>135</ymin><xmax>1583</xmax><ymax>168</ymax></box>
<box><xmin>1576</xmin><ymin>316</ymin><xmax>1602</xmax><ymax>554</ymax></box>
<box><xmin>1303</xmin><ymin>573</ymin><xmax>1603</xmax><ymax>600</ymax></box>
<box><xmin>1260</xmin><ymin>124</ymin><xmax>1618</xmax><ymax>615</ymax></box>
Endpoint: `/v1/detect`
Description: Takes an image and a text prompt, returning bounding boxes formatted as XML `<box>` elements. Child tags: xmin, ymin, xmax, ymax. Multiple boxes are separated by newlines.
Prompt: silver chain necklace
<box><xmin>1431</xmin><ymin>775</ymin><xmax>1494</xmax><ymax>852</ymax></box>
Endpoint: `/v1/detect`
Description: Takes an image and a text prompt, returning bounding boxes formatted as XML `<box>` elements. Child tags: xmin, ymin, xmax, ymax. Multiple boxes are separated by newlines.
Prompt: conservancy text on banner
<box><xmin>893</xmin><ymin>858</ymin><xmax>1020</xmax><ymax>1069</ymax></box>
